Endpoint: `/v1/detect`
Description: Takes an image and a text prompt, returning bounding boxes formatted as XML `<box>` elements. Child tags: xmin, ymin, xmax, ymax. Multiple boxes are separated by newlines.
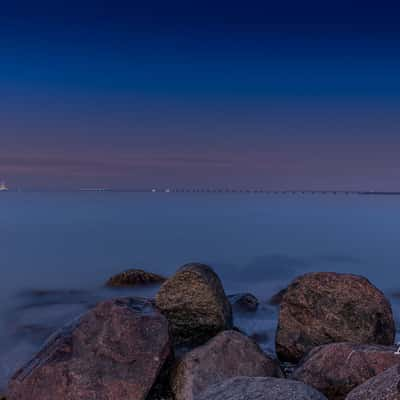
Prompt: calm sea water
<box><xmin>1</xmin><ymin>192</ymin><xmax>400</xmax><ymax>389</ymax></box>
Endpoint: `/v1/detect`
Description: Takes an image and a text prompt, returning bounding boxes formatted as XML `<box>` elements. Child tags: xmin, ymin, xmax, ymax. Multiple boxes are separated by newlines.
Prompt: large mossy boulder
<box><xmin>8</xmin><ymin>298</ymin><xmax>171</xmax><ymax>400</ymax></box>
<box><xmin>276</xmin><ymin>272</ymin><xmax>395</xmax><ymax>362</ymax></box>
<box><xmin>196</xmin><ymin>376</ymin><xmax>328</xmax><ymax>400</ymax></box>
<box><xmin>171</xmin><ymin>330</ymin><xmax>282</xmax><ymax>400</ymax></box>
<box><xmin>106</xmin><ymin>268</ymin><xmax>166</xmax><ymax>287</ymax></box>
<box><xmin>293</xmin><ymin>343</ymin><xmax>400</xmax><ymax>399</ymax></box>
<box><xmin>155</xmin><ymin>263</ymin><xmax>232</xmax><ymax>346</ymax></box>
<box><xmin>345</xmin><ymin>364</ymin><xmax>400</xmax><ymax>400</ymax></box>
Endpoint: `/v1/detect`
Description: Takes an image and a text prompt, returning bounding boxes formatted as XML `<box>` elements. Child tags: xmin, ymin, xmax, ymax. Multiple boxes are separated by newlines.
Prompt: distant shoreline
<box><xmin>2</xmin><ymin>189</ymin><xmax>400</xmax><ymax>195</ymax></box>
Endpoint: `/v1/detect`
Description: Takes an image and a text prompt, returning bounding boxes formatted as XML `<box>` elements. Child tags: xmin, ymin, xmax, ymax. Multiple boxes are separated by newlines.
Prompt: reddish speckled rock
<box><xmin>268</xmin><ymin>288</ymin><xmax>287</xmax><ymax>306</ymax></box>
<box><xmin>171</xmin><ymin>330</ymin><xmax>282</xmax><ymax>400</ymax></box>
<box><xmin>8</xmin><ymin>298</ymin><xmax>171</xmax><ymax>400</ymax></box>
<box><xmin>346</xmin><ymin>364</ymin><xmax>400</xmax><ymax>400</ymax></box>
<box><xmin>293</xmin><ymin>342</ymin><xmax>400</xmax><ymax>399</ymax></box>
<box><xmin>276</xmin><ymin>272</ymin><xmax>395</xmax><ymax>363</ymax></box>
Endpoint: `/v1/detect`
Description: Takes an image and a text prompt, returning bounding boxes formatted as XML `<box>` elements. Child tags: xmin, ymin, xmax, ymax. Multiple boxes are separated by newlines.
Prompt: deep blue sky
<box><xmin>1</xmin><ymin>0</ymin><xmax>400</xmax><ymax>190</ymax></box>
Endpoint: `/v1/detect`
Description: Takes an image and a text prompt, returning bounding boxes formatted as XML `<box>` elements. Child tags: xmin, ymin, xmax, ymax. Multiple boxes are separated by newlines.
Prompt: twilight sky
<box><xmin>1</xmin><ymin>0</ymin><xmax>400</xmax><ymax>190</ymax></box>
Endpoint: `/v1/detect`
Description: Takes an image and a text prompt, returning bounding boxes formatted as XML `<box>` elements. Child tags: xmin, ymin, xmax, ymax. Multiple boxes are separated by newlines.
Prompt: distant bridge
<box><xmin>145</xmin><ymin>189</ymin><xmax>400</xmax><ymax>196</ymax></box>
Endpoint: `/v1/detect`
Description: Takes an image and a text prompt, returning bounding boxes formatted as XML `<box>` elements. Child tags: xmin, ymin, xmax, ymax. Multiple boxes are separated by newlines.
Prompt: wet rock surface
<box><xmin>195</xmin><ymin>376</ymin><xmax>328</xmax><ymax>400</ymax></box>
<box><xmin>228</xmin><ymin>293</ymin><xmax>259</xmax><ymax>312</ymax></box>
<box><xmin>1</xmin><ymin>287</ymin><xmax>111</xmax><ymax>387</ymax></box>
<box><xmin>155</xmin><ymin>263</ymin><xmax>233</xmax><ymax>346</ymax></box>
<box><xmin>268</xmin><ymin>288</ymin><xmax>288</xmax><ymax>306</ymax></box>
<box><xmin>276</xmin><ymin>272</ymin><xmax>395</xmax><ymax>362</ymax></box>
<box><xmin>345</xmin><ymin>364</ymin><xmax>400</xmax><ymax>400</ymax></box>
<box><xmin>7</xmin><ymin>297</ymin><xmax>171</xmax><ymax>400</ymax></box>
<box><xmin>292</xmin><ymin>342</ymin><xmax>400</xmax><ymax>399</ymax></box>
<box><xmin>171</xmin><ymin>330</ymin><xmax>282</xmax><ymax>400</ymax></box>
<box><xmin>106</xmin><ymin>269</ymin><xmax>166</xmax><ymax>287</ymax></box>
<box><xmin>3</xmin><ymin>268</ymin><xmax>399</xmax><ymax>400</ymax></box>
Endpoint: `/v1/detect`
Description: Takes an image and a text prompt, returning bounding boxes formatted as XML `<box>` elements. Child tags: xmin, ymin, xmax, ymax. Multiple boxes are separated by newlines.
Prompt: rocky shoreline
<box><xmin>3</xmin><ymin>263</ymin><xmax>400</xmax><ymax>399</ymax></box>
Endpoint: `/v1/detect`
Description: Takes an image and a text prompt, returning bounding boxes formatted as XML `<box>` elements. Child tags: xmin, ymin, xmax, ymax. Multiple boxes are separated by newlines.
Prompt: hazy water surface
<box><xmin>1</xmin><ymin>192</ymin><xmax>400</xmax><ymax>389</ymax></box>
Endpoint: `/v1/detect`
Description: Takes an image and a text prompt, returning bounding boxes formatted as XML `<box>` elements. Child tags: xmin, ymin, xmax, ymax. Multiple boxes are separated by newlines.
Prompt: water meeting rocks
<box><xmin>106</xmin><ymin>268</ymin><xmax>166</xmax><ymax>287</ymax></box>
<box><xmin>171</xmin><ymin>330</ymin><xmax>282</xmax><ymax>400</ymax></box>
<box><xmin>155</xmin><ymin>263</ymin><xmax>233</xmax><ymax>346</ymax></box>
<box><xmin>195</xmin><ymin>376</ymin><xmax>328</xmax><ymax>400</ymax></box>
<box><xmin>345</xmin><ymin>364</ymin><xmax>400</xmax><ymax>400</ymax></box>
<box><xmin>228</xmin><ymin>293</ymin><xmax>259</xmax><ymax>312</ymax></box>
<box><xmin>7</xmin><ymin>297</ymin><xmax>171</xmax><ymax>400</ymax></box>
<box><xmin>268</xmin><ymin>288</ymin><xmax>287</xmax><ymax>306</ymax></box>
<box><xmin>292</xmin><ymin>342</ymin><xmax>400</xmax><ymax>400</ymax></box>
<box><xmin>276</xmin><ymin>272</ymin><xmax>395</xmax><ymax>362</ymax></box>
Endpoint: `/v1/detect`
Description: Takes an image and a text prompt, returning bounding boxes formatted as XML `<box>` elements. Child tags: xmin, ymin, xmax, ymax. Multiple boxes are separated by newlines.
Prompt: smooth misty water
<box><xmin>1</xmin><ymin>192</ymin><xmax>400</xmax><ymax>389</ymax></box>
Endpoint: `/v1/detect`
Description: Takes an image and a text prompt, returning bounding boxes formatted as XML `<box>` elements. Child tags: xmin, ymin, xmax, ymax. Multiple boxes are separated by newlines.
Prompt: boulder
<box><xmin>196</xmin><ymin>376</ymin><xmax>328</xmax><ymax>400</ymax></box>
<box><xmin>106</xmin><ymin>269</ymin><xmax>166</xmax><ymax>287</ymax></box>
<box><xmin>292</xmin><ymin>342</ymin><xmax>400</xmax><ymax>399</ymax></box>
<box><xmin>276</xmin><ymin>272</ymin><xmax>395</xmax><ymax>362</ymax></box>
<box><xmin>346</xmin><ymin>364</ymin><xmax>400</xmax><ymax>400</ymax></box>
<box><xmin>228</xmin><ymin>293</ymin><xmax>259</xmax><ymax>312</ymax></box>
<box><xmin>171</xmin><ymin>330</ymin><xmax>282</xmax><ymax>400</ymax></box>
<box><xmin>155</xmin><ymin>263</ymin><xmax>232</xmax><ymax>346</ymax></box>
<box><xmin>268</xmin><ymin>288</ymin><xmax>287</xmax><ymax>306</ymax></box>
<box><xmin>8</xmin><ymin>297</ymin><xmax>171</xmax><ymax>400</ymax></box>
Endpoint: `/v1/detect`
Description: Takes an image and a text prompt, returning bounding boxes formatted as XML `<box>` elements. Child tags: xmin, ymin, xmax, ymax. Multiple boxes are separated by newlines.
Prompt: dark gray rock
<box><xmin>228</xmin><ymin>293</ymin><xmax>259</xmax><ymax>312</ymax></box>
<box><xmin>196</xmin><ymin>376</ymin><xmax>328</xmax><ymax>400</ymax></box>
